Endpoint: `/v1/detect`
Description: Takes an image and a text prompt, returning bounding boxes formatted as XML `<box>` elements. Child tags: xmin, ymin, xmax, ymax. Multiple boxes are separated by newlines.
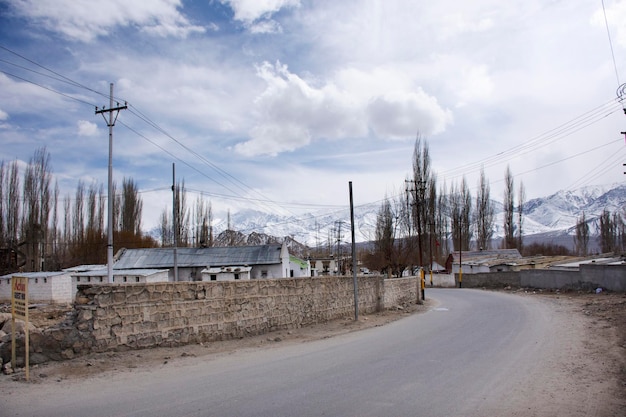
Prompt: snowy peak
<box><xmin>206</xmin><ymin>184</ymin><xmax>626</xmax><ymax>245</ymax></box>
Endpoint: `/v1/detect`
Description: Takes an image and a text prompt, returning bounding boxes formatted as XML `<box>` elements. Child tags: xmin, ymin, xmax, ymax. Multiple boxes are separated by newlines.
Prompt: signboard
<box><xmin>11</xmin><ymin>276</ymin><xmax>29</xmax><ymax>381</ymax></box>
<box><xmin>12</xmin><ymin>276</ymin><xmax>28</xmax><ymax>320</ymax></box>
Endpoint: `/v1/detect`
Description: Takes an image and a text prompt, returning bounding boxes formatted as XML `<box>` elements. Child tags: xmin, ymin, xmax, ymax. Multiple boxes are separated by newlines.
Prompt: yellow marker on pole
<box><xmin>11</xmin><ymin>276</ymin><xmax>29</xmax><ymax>381</ymax></box>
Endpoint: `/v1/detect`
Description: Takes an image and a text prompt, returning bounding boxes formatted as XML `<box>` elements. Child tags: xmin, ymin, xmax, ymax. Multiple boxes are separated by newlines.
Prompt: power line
<box><xmin>602</xmin><ymin>0</ymin><xmax>622</xmax><ymax>89</ymax></box>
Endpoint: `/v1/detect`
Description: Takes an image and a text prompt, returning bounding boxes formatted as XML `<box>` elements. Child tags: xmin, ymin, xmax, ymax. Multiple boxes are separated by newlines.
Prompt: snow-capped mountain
<box><xmin>160</xmin><ymin>183</ymin><xmax>624</xmax><ymax>249</ymax></box>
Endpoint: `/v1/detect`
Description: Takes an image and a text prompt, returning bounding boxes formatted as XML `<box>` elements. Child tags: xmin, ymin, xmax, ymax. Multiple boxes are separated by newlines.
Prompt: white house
<box><xmin>113</xmin><ymin>242</ymin><xmax>311</xmax><ymax>281</ymax></box>
<box><xmin>201</xmin><ymin>266</ymin><xmax>252</xmax><ymax>281</ymax></box>
<box><xmin>71</xmin><ymin>268</ymin><xmax>169</xmax><ymax>295</ymax></box>
<box><xmin>0</xmin><ymin>271</ymin><xmax>73</xmax><ymax>304</ymax></box>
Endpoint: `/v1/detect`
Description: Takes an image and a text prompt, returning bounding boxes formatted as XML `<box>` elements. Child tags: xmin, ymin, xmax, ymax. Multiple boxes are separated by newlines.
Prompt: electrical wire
<box><xmin>602</xmin><ymin>0</ymin><xmax>622</xmax><ymax>90</ymax></box>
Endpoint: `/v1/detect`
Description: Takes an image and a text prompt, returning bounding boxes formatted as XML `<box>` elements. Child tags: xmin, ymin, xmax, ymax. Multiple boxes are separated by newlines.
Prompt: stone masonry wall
<box><xmin>1</xmin><ymin>275</ymin><xmax>418</xmax><ymax>366</ymax></box>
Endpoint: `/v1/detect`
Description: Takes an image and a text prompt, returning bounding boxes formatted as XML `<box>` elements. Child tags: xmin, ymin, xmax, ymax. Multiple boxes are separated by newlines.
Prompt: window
<box><xmin>76</xmin><ymin>277</ymin><xmax>80</xmax><ymax>283</ymax></box>
<box><xmin>123</xmin><ymin>276</ymin><xmax>127</xmax><ymax>282</ymax></box>
<box><xmin>87</xmin><ymin>277</ymin><xmax>91</xmax><ymax>282</ymax></box>
<box><xmin>135</xmin><ymin>277</ymin><xmax>140</xmax><ymax>282</ymax></box>
<box><xmin>99</xmin><ymin>277</ymin><xmax>103</xmax><ymax>282</ymax></box>
<box><xmin>35</xmin><ymin>278</ymin><xmax>38</xmax><ymax>284</ymax></box>
<box><xmin>261</xmin><ymin>270</ymin><xmax>268</xmax><ymax>278</ymax></box>
<box><xmin>43</xmin><ymin>278</ymin><xmax>47</xmax><ymax>283</ymax></box>
<box><xmin>210</xmin><ymin>275</ymin><xmax>217</xmax><ymax>281</ymax></box>
<box><xmin>234</xmin><ymin>273</ymin><xmax>240</xmax><ymax>280</ymax></box>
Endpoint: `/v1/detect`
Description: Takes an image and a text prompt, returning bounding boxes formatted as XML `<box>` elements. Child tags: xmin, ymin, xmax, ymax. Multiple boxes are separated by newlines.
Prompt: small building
<box><xmin>446</xmin><ymin>249</ymin><xmax>522</xmax><ymax>274</ymax></box>
<box><xmin>0</xmin><ymin>271</ymin><xmax>73</xmax><ymax>304</ymax></box>
<box><xmin>71</xmin><ymin>268</ymin><xmax>169</xmax><ymax>295</ymax></box>
<box><xmin>113</xmin><ymin>242</ymin><xmax>311</xmax><ymax>281</ymax></box>
<box><xmin>201</xmin><ymin>266</ymin><xmax>252</xmax><ymax>281</ymax></box>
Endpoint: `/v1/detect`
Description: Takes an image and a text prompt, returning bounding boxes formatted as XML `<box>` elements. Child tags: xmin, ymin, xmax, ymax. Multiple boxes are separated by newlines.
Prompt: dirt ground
<box><xmin>3</xmin><ymin>288</ymin><xmax>626</xmax><ymax>411</ymax></box>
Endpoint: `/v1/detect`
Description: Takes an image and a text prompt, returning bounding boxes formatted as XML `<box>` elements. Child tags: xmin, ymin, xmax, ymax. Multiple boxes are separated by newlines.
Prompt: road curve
<box><xmin>0</xmin><ymin>289</ymin><xmax>608</xmax><ymax>416</ymax></box>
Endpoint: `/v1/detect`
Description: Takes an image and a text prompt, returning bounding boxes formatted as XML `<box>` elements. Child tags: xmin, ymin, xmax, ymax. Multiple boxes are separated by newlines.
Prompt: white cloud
<box><xmin>221</xmin><ymin>0</ymin><xmax>299</xmax><ymax>33</ymax></box>
<box><xmin>0</xmin><ymin>109</ymin><xmax>8</xmax><ymax>121</ymax></box>
<box><xmin>77</xmin><ymin>120</ymin><xmax>98</xmax><ymax>136</ymax></box>
<box><xmin>367</xmin><ymin>90</ymin><xmax>453</xmax><ymax>139</ymax></box>
<box><xmin>222</xmin><ymin>0</ymin><xmax>300</xmax><ymax>23</ymax></box>
<box><xmin>8</xmin><ymin>0</ymin><xmax>204</xmax><ymax>42</ymax></box>
<box><xmin>248</xmin><ymin>20</ymin><xmax>283</xmax><ymax>34</ymax></box>
<box><xmin>440</xmin><ymin>12</ymin><xmax>494</xmax><ymax>39</ymax></box>
<box><xmin>234</xmin><ymin>61</ymin><xmax>453</xmax><ymax>156</ymax></box>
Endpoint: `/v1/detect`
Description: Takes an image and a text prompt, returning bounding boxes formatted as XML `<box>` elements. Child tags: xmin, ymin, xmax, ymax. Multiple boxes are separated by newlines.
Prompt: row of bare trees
<box><xmin>0</xmin><ymin>148</ymin><xmax>156</xmax><ymax>274</ymax></box>
<box><xmin>159</xmin><ymin>180</ymin><xmax>215</xmax><ymax>248</ymax></box>
<box><xmin>365</xmin><ymin>135</ymin><xmax>525</xmax><ymax>276</ymax></box>
<box><xmin>574</xmin><ymin>209</ymin><xmax>626</xmax><ymax>256</ymax></box>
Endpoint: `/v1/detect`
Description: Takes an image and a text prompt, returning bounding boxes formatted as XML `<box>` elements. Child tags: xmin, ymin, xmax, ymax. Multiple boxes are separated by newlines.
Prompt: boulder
<box><xmin>1</xmin><ymin>319</ymin><xmax>37</xmax><ymax>334</ymax></box>
<box><xmin>0</xmin><ymin>312</ymin><xmax>12</xmax><ymax>327</ymax></box>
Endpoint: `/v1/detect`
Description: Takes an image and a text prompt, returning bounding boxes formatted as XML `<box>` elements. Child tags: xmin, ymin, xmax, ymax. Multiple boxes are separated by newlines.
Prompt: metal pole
<box><xmin>349</xmin><ymin>181</ymin><xmax>358</xmax><ymax>321</ymax></box>
<box><xmin>172</xmin><ymin>163</ymin><xmax>178</xmax><ymax>282</ymax></box>
<box><xmin>106</xmin><ymin>83</ymin><xmax>114</xmax><ymax>284</ymax></box>
<box><xmin>459</xmin><ymin>232</ymin><xmax>463</xmax><ymax>288</ymax></box>
<box><xmin>95</xmin><ymin>83</ymin><xmax>126</xmax><ymax>284</ymax></box>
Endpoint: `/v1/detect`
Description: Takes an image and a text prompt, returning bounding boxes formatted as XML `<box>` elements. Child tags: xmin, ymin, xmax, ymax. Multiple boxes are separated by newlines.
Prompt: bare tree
<box><xmin>73</xmin><ymin>181</ymin><xmax>85</xmax><ymax>246</ymax></box>
<box><xmin>175</xmin><ymin>179</ymin><xmax>190</xmax><ymax>246</ymax></box>
<box><xmin>160</xmin><ymin>180</ymin><xmax>189</xmax><ymax>247</ymax></box>
<box><xmin>411</xmin><ymin>134</ymin><xmax>432</xmax><ymax>268</ymax></box>
<box><xmin>503</xmin><ymin>165</ymin><xmax>516</xmax><ymax>249</ymax></box>
<box><xmin>159</xmin><ymin>210</ymin><xmax>172</xmax><ymax>247</ymax></box>
<box><xmin>517</xmin><ymin>181</ymin><xmax>525</xmax><ymax>251</ymax></box>
<box><xmin>475</xmin><ymin>167</ymin><xmax>494</xmax><ymax>251</ymax></box>
<box><xmin>573</xmin><ymin>212</ymin><xmax>589</xmax><ymax>256</ymax></box>
<box><xmin>459</xmin><ymin>177</ymin><xmax>472</xmax><ymax>250</ymax></box>
<box><xmin>49</xmin><ymin>180</ymin><xmax>60</xmax><ymax>269</ymax></box>
<box><xmin>598</xmin><ymin>209</ymin><xmax>615</xmax><ymax>253</ymax></box>
<box><xmin>374</xmin><ymin>198</ymin><xmax>395</xmax><ymax>275</ymax></box>
<box><xmin>435</xmin><ymin>181</ymin><xmax>449</xmax><ymax>263</ymax></box>
<box><xmin>7</xmin><ymin>161</ymin><xmax>20</xmax><ymax>254</ymax></box>
<box><xmin>194</xmin><ymin>195</ymin><xmax>213</xmax><ymax>248</ymax></box>
<box><xmin>450</xmin><ymin>182</ymin><xmax>461</xmax><ymax>251</ymax></box>
<box><xmin>120</xmin><ymin>177</ymin><xmax>142</xmax><ymax>236</ymax></box>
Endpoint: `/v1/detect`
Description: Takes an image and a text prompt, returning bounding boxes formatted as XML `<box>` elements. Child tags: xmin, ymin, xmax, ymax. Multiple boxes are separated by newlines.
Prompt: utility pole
<box><xmin>95</xmin><ymin>83</ymin><xmax>127</xmax><ymax>284</ymax></box>
<box><xmin>172</xmin><ymin>163</ymin><xmax>178</xmax><ymax>282</ymax></box>
<box><xmin>349</xmin><ymin>181</ymin><xmax>358</xmax><ymax>321</ymax></box>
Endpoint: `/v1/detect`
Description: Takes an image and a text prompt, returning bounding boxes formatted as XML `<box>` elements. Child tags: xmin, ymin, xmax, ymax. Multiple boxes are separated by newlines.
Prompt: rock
<box><xmin>0</xmin><ymin>313</ymin><xmax>12</xmax><ymax>328</ymax></box>
<box><xmin>2</xmin><ymin>363</ymin><xmax>13</xmax><ymax>375</ymax></box>
<box><xmin>61</xmin><ymin>348</ymin><xmax>75</xmax><ymax>360</ymax></box>
<box><xmin>1</xmin><ymin>319</ymin><xmax>37</xmax><ymax>334</ymax></box>
<box><xmin>29</xmin><ymin>352</ymin><xmax>49</xmax><ymax>365</ymax></box>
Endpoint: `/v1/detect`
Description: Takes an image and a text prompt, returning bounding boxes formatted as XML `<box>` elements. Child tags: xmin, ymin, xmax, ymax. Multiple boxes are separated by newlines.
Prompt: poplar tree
<box><xmin>574</xmin><ymin>212</ymin><xmax>589</xmax><ymax>256</ymax></box>
<box><xmin>475</xmin><ymin>167</ymin><xmax>494</xmax><ymax>251</ymax></box>
<box><xmin>503</xmin><ymin>165</ymin><xmax>516</xmax><ymax>249</ymax></box>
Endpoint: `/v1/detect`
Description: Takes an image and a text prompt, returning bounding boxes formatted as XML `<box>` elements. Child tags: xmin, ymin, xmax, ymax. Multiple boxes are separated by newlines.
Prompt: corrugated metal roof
<box><xmin>0</xmin><ymin>271</ymin><xmax>68</xmax><ymax>279</ymax></box>
<box><xmin>114</xmin><ymin>245</ymin><xmax>283</xmax><ymax>269</ymax></box>
<box><xmin>72</xmin><ymin>268</ymin><xmax>169</xmax><ymax>277</ymax></box>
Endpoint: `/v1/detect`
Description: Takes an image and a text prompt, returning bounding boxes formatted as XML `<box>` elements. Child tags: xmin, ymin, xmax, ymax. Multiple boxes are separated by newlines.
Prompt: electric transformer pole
<box><xmin>95</xmin><ymin>83</ymin><xmax>127</xmax><ymax>284</ymax></box>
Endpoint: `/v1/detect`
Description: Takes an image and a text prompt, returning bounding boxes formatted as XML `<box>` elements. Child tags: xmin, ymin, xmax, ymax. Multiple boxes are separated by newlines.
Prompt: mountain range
<box><xmin>178</xmin><ymin>183</ymin><xmax>626</xmax><ymax>251</ymax></box>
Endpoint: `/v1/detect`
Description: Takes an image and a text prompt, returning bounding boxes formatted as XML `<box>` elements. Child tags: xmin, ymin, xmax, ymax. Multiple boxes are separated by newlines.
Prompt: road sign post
<box><xmin>11</xmin><ymin>276</ymin><xmax>29</xmax><ymax>381</ymax></box>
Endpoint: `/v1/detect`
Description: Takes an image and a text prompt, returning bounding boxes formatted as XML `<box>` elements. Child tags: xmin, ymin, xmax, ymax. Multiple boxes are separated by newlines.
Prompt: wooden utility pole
<box><xmin>95</xmin><ymin>83</ymin><xmax>127</xmax><ymax>284</ymax></box>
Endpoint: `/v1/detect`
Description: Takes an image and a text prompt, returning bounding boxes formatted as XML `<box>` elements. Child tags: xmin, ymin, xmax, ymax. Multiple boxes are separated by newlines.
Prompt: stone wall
<box><xmin>454</xmin><ymin>265</ymin><xmax>626</xmax><ymax>291</ymax></box>
<box><xmin>455</xmin><ymin>271</ymin><xmax>522</xmax><ymax>288</ymax></box>
<box><xmin>1</xmin><ymin>275</ymin><xmax>418</xmax><ymax>365</ymax></box>
<box><xmin>382</xmin><ymin>277</ymin><xmax>418</xmax><ymax>308</ymax></box>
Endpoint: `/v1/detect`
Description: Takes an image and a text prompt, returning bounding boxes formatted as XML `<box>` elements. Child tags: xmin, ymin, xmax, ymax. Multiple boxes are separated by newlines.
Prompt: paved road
<box><xmin>1</xmin><ymin>289</ymin><xmax>589</xmax><ymax>416</ymax></box>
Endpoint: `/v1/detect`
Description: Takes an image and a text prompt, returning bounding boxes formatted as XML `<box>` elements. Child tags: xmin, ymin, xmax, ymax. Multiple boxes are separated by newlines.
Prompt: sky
<box><xmin>1</xmin><ymin>0</ymin><xmax>625</xmax><ymax>233</ymax></box>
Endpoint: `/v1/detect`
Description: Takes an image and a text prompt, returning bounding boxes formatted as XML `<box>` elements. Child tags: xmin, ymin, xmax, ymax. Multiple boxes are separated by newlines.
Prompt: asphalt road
<box><xmin>1</xmin><ymin>289</ymin><xmax>584</xmax><ymax>416</ymax></box>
